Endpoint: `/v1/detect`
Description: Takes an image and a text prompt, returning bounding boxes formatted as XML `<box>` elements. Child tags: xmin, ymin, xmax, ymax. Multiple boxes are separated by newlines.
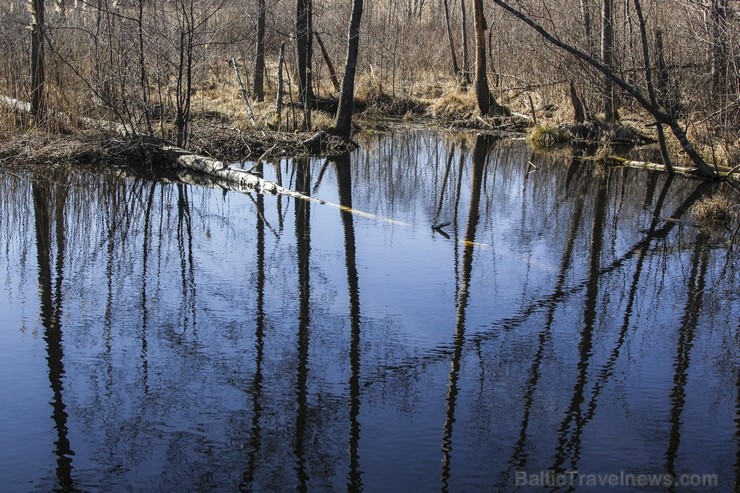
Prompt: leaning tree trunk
<box><xmin>442</xmin><ymin>0</ymin><xmax>462</xmax><ymax>82</ymax></box>
<box><xmin>30</xmin><ymin>0</ymin><xmax>46</xmax><ymax>120</ymax></box>
<box><xmin>253</xmin><ymin>0</ymin><xmax>267</xmax><ymax>101</ymax></box>
<box><xmin>472</xmin><ymin>0</ymin><xmax>508</xmax><ymax>116</ymax></box>
<box><xmin>333</xmin><ymin>0</ymin><xmax>364</xmax><ymax>140</ymax></box>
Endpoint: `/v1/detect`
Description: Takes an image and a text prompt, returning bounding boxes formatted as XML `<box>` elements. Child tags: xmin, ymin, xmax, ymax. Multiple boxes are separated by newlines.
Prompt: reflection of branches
<box><xmin>551</xmin><ymin>169</ymin><xmax>609</xmax><ymax>475</ymax></box>
<box><xmin>441</xmin><ymin>135</ymin><xmax>490</xmax><ymax>492</ymax></box>
<box><xmin>362</xmin><ymin>180</ymin><xmax>711</xmax><ymax>389</ymax></box>
<box><xmin>176</xmin><ymin>184</ymin><xmax>197</xmax><ymax>333</ymax></box>
<box><xmin>241</xmin><ymin>163</ymin><xmax>266</xmax><ymax>492</ymax></box>
<box><xmin>33</xmin><ymin>173</ymin><xmax>75</xmax><ymax>492</ymax></box>
<box><xmin>666</xmin><ymin>238</ymin><xmax>710</xmax><ymax>481</ymax></box>
<box><xmin>507</xmin><ymin>160</ymin><xmax>589</xmax><ymax>478</ymax></box>
<box><xmin>140</xmin><ymin>181</ymin><xmax>157</xmax><ymax>395</ymax></box>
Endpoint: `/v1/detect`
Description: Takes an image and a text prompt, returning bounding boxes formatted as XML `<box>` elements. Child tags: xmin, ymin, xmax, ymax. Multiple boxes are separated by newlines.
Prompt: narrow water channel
<box><xmin>1</xmin><ymin>131</ymin><xmax>737</xmax><ymax>491</ymax></box>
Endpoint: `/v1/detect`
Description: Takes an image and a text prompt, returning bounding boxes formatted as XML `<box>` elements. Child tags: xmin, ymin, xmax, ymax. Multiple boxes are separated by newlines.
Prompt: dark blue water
<box><xmin>1</xmin><ymin>131</ymin><xmax>737</xmax><ymax>492</ymax></box>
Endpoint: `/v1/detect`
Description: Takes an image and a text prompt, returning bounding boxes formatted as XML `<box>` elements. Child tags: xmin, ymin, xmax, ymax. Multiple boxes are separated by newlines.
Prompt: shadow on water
<box><xmin>1</xmin><ymin>130</ymin><xmax>738</xmax><ymax>492</ymax></box>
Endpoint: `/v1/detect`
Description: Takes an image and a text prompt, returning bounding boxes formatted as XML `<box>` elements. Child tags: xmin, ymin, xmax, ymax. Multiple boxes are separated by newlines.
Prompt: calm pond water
<box><xmin>0</xmin><ymin>131</ymin><xmax>738</xmax><ymax>492</ymax></box>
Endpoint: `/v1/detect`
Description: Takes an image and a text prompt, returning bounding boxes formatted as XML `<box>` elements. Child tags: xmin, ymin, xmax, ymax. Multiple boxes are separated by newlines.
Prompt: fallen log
<box><xmin>609</xmin><ymin>155</ymin><xmax>740</xmax><ymax>184</ymax></box>
<box><xmin>150</xmin><ymin>141</ymin><xmax>314</xmax><ymax>200</ymax></box>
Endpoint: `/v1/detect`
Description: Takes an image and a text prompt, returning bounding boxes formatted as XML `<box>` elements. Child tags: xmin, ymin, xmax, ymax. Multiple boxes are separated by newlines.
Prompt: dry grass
<box><xmin>690</xmin><ymin>194</ymin><xmax>739</xmax><ymax>231</ymax></box>
<box><xmin>429</xmin><ymin>87</ymin><xmax>477</xmax><ymax>119</ymax></box>
<box><xmin>528</xmin><ymin>124</ymin><xmax>569</xmax><ymax>148</ymax></box>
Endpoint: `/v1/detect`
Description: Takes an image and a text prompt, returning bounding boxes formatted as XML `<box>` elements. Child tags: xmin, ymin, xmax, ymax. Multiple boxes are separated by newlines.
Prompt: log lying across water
<box><xmin>610</xmin><ymin>155</ymin><xmax>740</xmax><ymax>183</ymax></box>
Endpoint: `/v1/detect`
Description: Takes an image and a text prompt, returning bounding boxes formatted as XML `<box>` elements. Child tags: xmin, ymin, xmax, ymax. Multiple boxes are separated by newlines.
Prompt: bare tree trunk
<box><xmin>460</xmin><ymin>0</ymin><xmax>471</xmax><ymax>85</ymax></box>
<box><xmin>276</xmin><ymin>41</ymin><xmax>286</xmax><ymax>129</ymax></box>
<box><xmin>710</xmin><ymin>0</ymin><xmax>729</xmax><ymax>95</ymax></box>
<box><xmin>579</xmin><ymin>0</ymin><xmax>594</xmax><ymax>57</ymax></box>
<box><xmin>632</xmin><ymin>0</ymin><xmax>672</xmax><ymax>173</ymax></box>
<box><xmin>442</xmin><ymin>0</ymin><xmax>462</xmax><ymax>82</ymax></box>
<box><xmin>333</xmin><ymin>0</ymin><xmax>363</xmax><ymax>140</ymax></box>
<box><xmin>296</xmin><ymin>0</ymin><xmax>313</xmax><ymax>129</ymax></box>
<box><xmin>473</xmin><ymin>0</ymin><xmax>508</xmax><ymax>116</ymax></box>
<box><xmin>138</xmin><ymin>0</ymin><xmax>153</xmax><ymax>134</ymax></box>
<box><xmin>601</xmin><ymin>0</ymin><xmax>618</xmax><ymax>122</ymax></box>
<box><xmin>315</xmin><ymin>32</ymin><xmax>341</xmax><ymax>93</ymax></box>
<box><xmin>253</xmin><ymin>0</ymin><xmax>266</xmax><ymax>101</ymax></box>
<box><xmin>570</xmin><ymin>80</ymin><xmax>586</xmax><ymax>123</ymax></box>
<box><xmin>30</xmin><ymin>0</ymin><xmax>46</xmax><ymax>120</ymax></box>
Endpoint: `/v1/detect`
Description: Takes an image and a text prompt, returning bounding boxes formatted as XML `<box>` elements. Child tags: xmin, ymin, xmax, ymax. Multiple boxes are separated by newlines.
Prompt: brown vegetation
<box><xmin>0</xmin><ymin>0</ymin><xmax>737</xmax><ymax>175</ymax></box>
<box><xmin>690</xmin><ymin>193</ymin><xmax>740</xmax><ymax>231</ymax></box>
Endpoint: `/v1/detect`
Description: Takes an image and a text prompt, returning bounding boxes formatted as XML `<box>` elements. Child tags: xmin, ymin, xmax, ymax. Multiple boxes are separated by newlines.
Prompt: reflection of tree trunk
<box><xmin>666</xmin><ymin>238</ymin><xmax>709</xmax><ymax>478</ymax></box>
<box><xmin>241</xmin><ymin>162</ymin><xmax>267</xmax><ymax>491</ymax></box>
<box><xmin>434</xmin><ymin>144</ymin><xmax>456</xmax><ymax>223</ymax></box>
<box><xmin>333</xmin><ymin>154</ymin><xmax>363</xmax><ymax>491</ymax></box>
<box><xmin>33</xmin><ymin>175</ymin><xmax>74</xmax><ymax>491</ymax></box>
<box><xmin>509</xmin><ymin>164</ymin><xmax>589</xmax><ymax>473</ymax></box>
<box><xmin>367</xmin><ymin>180</ymin><xmax>710</xmax><ymax>388</ymax></box>
<box><xmin>552</xmin><ymin>176</ymin><xmax>674</xmax><ymax>471</ymax></box>
<box><xmin>140</xmin><ymin>182</ymin><xmax>157</xmax><ymax>394</ymax></box>
<box><xmin>578</xmin><ymin>176</ymin><xmax>674</xmax><ymax>430</ymax></box>
<box><xmin>441</xmin><ymin>135</ymin><xmax>490</xmax><ymax>491</ymax></box>
<box><xmin>293</xmin><ymin>158</ymin><xmax>311</xmax><ymax>491</ymax></box>
<box><xmin>552</xmin><ymin>169</ymin><xmax>609</xmax><ymax>472</ymax></box>
<box><xmin>177</xmin><ymin>184</ymin><xmax>197</xmax><ymax>332</ymax></box>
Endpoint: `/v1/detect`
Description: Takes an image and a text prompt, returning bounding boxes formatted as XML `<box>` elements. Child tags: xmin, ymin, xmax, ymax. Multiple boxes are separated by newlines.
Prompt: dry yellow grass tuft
<box><xmin>690</xmin><ymin>194</ymin><xmax>739</xmax><ymax>231</ymax></box>
<box><xmin>429</xmin><ymin>88</ymin><xmax>477</xmax><ymax>119</ymax></box>
<box><xmin>528</xmin><ymin>124</ymin><xmax>569</xmax><ymax>148</ymax></box>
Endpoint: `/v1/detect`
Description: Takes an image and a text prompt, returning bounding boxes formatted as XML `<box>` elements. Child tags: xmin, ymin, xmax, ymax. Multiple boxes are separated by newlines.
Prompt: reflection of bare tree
<box><xmin>33</xmin><ymin>173</ymin><xmax>75</xmax><ymax>491</ymax></box>
<box><xmin>507</xmin><ymin>158</ymin><xmax>590</xmax><ymax>476</ymax></box>
<box><xmin>665</xmin><ymin>236</ymin><xmax>710</xmax><ymax>481</ymax></box>
<box><xmin>140</xmin><ymin>182</ymin><xmax>157</xmax><ymax>395</ymax></box>
<box><xmin>735</xmin><ymin>349</ymin><xmax>740</xmax><ymax>493</ymax></box>
<box><xmin>241</xmin><ymin>163</ymin><xmax>267</xmax><ymax>492</ymax></box>
<box><xmin>441</xmin><ymin>134</ymin><xmax>491</xmax><ymax>491</ymax></box>
<box><xmin>294</xmin><ymin>158</ymin><xmax>311</xmax><ymax>492</ymax></box>
<box><xmin>333</xmin><ymin>153</ymin><xmax>364</xmax><ymax>492</ymax></box>
<box><xmin>366</xmin><ymin>180</ymin><xmax>713</xmax><ymax>385</ymax></box>
<box><xmin>579</xmin><ymin>176</ymin><xmax>674</xmax><ymax>427</ymax></box>
<box><xmin>551</xmin><ymin>167</ymin><xmax>609</xmax><ymax>474</ymax></box>
<box><xmin>176</xmin><ymin>184</ymin><xmax>197</xmax><ymax>333</ymax></box>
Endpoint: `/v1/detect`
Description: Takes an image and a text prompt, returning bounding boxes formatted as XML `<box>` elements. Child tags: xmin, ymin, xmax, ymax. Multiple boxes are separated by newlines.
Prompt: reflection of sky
<box><xmin>0</xmin><ymin>132</ymin><xmax>738</xmax><ymax>491</ymax></box>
